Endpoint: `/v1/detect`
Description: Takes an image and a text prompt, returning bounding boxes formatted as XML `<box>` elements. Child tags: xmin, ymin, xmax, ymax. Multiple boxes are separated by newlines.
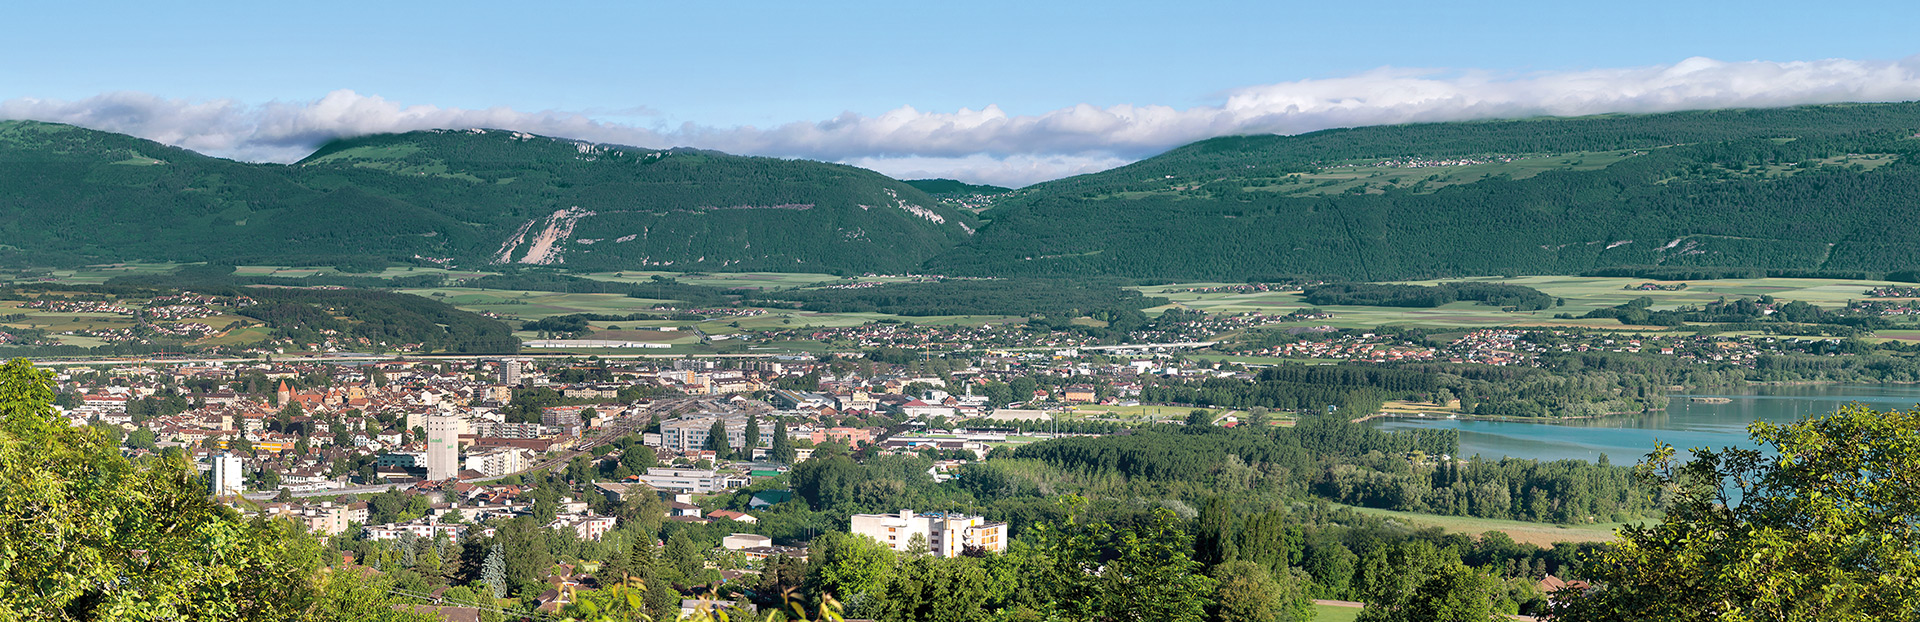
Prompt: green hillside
<box><xmin>16</xmin><ymin>103</ymin><xmax>1920</xmax><ymax>282</ymax></box>
<box><xmin>0</xmin><ymin>122</ymin><xmax>974</xmax><ymax>273</ymax></box>
<box><xmin>928</xmin><ymin>103</ymin><xmax>1920</xmax><ymax>281</ymax></box>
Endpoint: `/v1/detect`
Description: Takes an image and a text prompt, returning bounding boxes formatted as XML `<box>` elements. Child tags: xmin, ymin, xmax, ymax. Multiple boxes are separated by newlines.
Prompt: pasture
<box><xmin>1</xmin><ymin>263</ymin><xmax>182</xmax><ymax>285</ymax></box>
<box><xmin>1068</xmin><ymin>404</ymin><xmax>1224</xmax><ymax>423</ymax></box>
<box><xmin>1339</xmin><ymin>505</ymin><xmax>1625</xmax><ymax>548</ymax></box>
<box><xmin>1311</xmin><ymin>604</ymin><xmax>1362</xmax><ymax>622</ymax></box>
<box><xmin>1136</xmin><ymin>276</ymin><xmax>1920</xmax><ymax>330</ymax></box>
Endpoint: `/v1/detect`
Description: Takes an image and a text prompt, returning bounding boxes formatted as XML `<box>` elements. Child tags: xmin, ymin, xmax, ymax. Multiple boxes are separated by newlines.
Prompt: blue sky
<box><xmin>4</xmin><ymin>0</ymin><xmax>1918</xmax><ymax>185</ymax></box>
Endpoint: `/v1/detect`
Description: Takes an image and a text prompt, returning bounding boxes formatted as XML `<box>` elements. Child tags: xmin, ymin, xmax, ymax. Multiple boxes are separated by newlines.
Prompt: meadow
<box><xmin>1311</xmin><ymin>603</ymin><xmax>1362</xmax><ymax>622</ymax></box>
<box><xmin>1337</xmin><ymin>505</ymin><xmax>1624</xmax><ymax>548</ymax></box>
<box><xmin>1067</xmin><ymin>403</ymin><xmax>1229</xmax><ymax>424</ymax></box>
<box><xmin>1136</xmin><ymin>275</ymin><xmax>1920</xmax><ymax>331</ymax></box>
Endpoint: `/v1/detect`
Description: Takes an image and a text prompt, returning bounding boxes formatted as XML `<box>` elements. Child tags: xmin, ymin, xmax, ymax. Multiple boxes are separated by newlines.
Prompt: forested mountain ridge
<box><xmin>929</xmin><ymin>102</ymin><xmax>1920</xmax><ymax>281</ymax></box>
<box><xmin>17</xmin><ymin>103</ymin><xmax>1920</xmax><ymax>281</ymax></box>
<box><xmin>0</xmin><ymin>121</ymin><xmax>975</xmax><ymax>273</ymax></box>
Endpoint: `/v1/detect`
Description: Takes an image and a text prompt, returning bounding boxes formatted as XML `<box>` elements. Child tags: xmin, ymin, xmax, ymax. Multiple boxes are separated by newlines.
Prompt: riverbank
<box><xmin>1351</xmin><ymin>410</ymin><xmax>1649</xmax><ymax>425</ymax></box>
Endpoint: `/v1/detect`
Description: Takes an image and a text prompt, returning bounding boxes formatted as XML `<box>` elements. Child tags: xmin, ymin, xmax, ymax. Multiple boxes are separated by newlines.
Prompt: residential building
<box><xmin>211</xmin><ymin>453</ymin><xmax>245</xmax><ymax>497</ymax></box>
<box><xmin>464</xmin><ymin>447</ymin><xmax>530</xmax><ymax>478</ymax></box>
<box><xmin>549</xmin><ymin>513</ymin><xmax>618</xmax><ymax>541</ymax></box>
<box><xmin>656</xmin><ymin>415</ymin><xmax>749</xmax><ymax>453</ymax></box>
<box><xmin>426</xmin><ymin>415</ymin><xmax>461</xmax><ymax>481</ymax></box>
<box><xmin>633</xmin><ymin>467</ymin><xmax>739</xmax><ymax>495</ymax></box>
<box><xmin>849</xmin><ymin>510</ymin><xmax>1009</xmax><ymax>558</ymax></box>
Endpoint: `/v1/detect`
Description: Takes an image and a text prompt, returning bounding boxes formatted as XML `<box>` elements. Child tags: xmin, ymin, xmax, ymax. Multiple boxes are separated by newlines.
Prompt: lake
<box><xmin>1369</xmin><ymin>384</ymin><xmax>1920</xmax><ymax>464</ymax></box>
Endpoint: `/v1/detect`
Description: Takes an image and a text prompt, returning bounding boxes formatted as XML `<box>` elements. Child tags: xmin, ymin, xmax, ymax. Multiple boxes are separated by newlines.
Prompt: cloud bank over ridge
<box><xmin>6</xmin><ymin>56</ymin><xmax>1920</xmax><ymax>187</ymax></box>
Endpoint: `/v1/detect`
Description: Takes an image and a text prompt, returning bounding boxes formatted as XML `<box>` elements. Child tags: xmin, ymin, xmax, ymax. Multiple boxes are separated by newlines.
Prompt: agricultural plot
<box><xmin>1338</xmin><ymin>505</ymin><xmax>1626</xmax><ymax>548</ymax></box>
<box><xmin>1239</xmin><ymin>148</ymin><xmax>1647</xmax><ymax>197</ymax></box>
<box><xmin>577</xmin><ymin>270</ymin><xmax>851</xmax><ymax>290</ymax></box>
<box><xmin>1137</xmin><ymin>276</ymin><xmax>1919</xmax><ymax>330</ymax></box>
<box><xmin>0</xmin><ymin>298</ymin><xmax>268</xmax><ymax>347</ymax></box>
<box><xmin>1068</xmin><ymin>404</ymin><xmax>1224</xmax><ymax>423</ymax></box>
<box><xmin>1</xmin><ymin>263</ymin><xmax>183</xmax><ymax>285</ymax></box>
<box><xmin>396</xmin><ymin>288</ymin><xmax>681</xmax><ymax>320</ymax></box>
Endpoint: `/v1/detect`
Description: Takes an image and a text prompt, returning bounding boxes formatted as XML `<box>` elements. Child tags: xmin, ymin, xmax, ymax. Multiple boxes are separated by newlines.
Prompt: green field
<box><xmin>1312</xmin><ymin>604</ymin><xmax>1362</xmax><ymax>622</ymax></box>
<box><xmin>577</xmin><ymin>270</ymin><xmax>856</xmax><ymax>289</ymax></box>
<box><xmin>1237</xmin><ymin>148</ymin><xmax>1649</xmax><ymax>198</ymax></box>
<box><xmin>1</xmin><ymin>263</ymin><xmax>183</xmax><ymax>285</ymax></box>
<box><xmin>397</xmin><ymin>288</ymin><xmax>682</xmax><ymax>319</ymax></box>
<box><xmin>1137</xmin><ymin>276</ymin><xmax>1920</xmax><ymax>330</ymax></box>
<box><xmin>0</xmin><ymin>297</ymin><xmax>273</xmax><ymax>348</ymax></box>
<box><xmin>1069</xmin><ymin>404</ymin><xmax>1225</xmax><ymax>423</ymax></box>
<box><xmin>1339</xmin><ymin>505</ymin><xmax>1627</xmax><ymax>548</ymax></box>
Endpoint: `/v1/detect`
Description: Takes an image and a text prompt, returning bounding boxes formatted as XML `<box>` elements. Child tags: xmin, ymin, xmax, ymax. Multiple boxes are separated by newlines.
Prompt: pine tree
<box><xmin>771</xmin><ymin>420</ymin><xmax>795</xmax><ymax>464</ymax></box>
<box><xmin>708</xmin><ymin>420</ymin><xmax>731</xmax><ymax>460</ymax></box>
<box><xmin>628</xmin><ymin>537</ymin><xmax>678</xmax><ymax>620</ymax></box>
<box><xmin>482</xmin><ymin>542</ymin><xmax>507</xmax><ymax>598</ymax></box>
<box><xmin>744</xmin><ymin>412</ymin><xmax>761</xmax><ymax>456</ymax></box>
<box><xmin>399</xmin><ymin>531</ymin><xmax>417</xmax><ymax>567</ymax></box>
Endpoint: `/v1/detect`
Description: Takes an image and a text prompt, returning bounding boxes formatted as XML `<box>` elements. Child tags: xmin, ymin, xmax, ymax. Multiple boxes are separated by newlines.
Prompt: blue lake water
<box><xmin>1369</xmin><ymin>384</ymin><xmax>1920</xmax><ymax>464</ymax></box>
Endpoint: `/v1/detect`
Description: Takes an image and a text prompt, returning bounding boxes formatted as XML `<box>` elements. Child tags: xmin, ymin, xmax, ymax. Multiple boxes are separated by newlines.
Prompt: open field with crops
<box><xmin>1338</xmin><ymin>505</ymin><xmax>1626</xmax><ymax>548</ymax></box>
<box><xmin>1137</xmin><ymin>276</ymin><xmax>1920</xmax><ymax>330</ymax></box>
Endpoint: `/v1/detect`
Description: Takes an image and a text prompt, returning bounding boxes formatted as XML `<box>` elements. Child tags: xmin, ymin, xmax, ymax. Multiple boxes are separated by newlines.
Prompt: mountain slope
<box><xmin>0</xmin><ymin>122</ymin><xmax>974</xmax><ymax>273</ymax></box>
<box><xmin>928</xmin><ymin>103</ymin><xmax>1920</xmax><ymax>280</ymax></box>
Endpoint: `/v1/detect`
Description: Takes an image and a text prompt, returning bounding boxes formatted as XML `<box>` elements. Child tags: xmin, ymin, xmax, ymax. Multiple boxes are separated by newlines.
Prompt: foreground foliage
<box><xmin>1552</xmin><ymin>403</ymin><xmax>1920</xmax><ymax>621</ymax></box>
<box><xmin>0</xmin><ymin>358</ymin><xmax>429</xmax><ymax>621</ymax></box>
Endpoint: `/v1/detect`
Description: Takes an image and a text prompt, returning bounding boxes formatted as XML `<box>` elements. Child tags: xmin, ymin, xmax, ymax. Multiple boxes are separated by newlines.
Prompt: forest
<box><xmin>0</xmin><ymin>121</ymin><xmax>972</xmax><ymax>274</ymax></box>
<box><xmin>1302</xmin><ymin>282</ymin><xmax>1558</xmax><ymax>310</ymax></box>
<box><xmin>15</xmin><ymin>104</ymin><xmax>1920</xmax><ymax>283</ymax></box>
<box><xmin>929</xmin><ymin>104</ymin><xmax>1920</xmax><ymax>281</ymax></box>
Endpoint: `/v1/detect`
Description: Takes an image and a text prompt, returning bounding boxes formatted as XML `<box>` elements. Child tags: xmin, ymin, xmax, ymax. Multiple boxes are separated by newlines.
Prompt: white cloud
<box><xmin>6</xmin><ymin>56</ymin><xmax>1920</xmax><ymax>187</ymax></box>
<box><xmin>842</xmin><ymin>153</ymin><xmax>1134</xmax><ymax>190</ymax></box>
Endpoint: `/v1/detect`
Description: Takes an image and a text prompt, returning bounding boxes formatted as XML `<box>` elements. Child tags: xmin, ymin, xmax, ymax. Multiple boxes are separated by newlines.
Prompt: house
<box><xmin>748</xmin><ymin>490</ymin><xmax>793</xmax><ymax>509</ymax></box>
<box><xmin>709</xmin><ymin>509</ymin><xmax>758</xmax><ymax>524</ymax></box>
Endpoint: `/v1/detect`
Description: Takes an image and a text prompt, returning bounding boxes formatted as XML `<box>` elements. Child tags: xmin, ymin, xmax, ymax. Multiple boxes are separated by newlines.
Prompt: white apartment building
<box><xmin>631</xmin><ymin>467</ymin><xmax>744</xmax><ymax>495</ymax></box>
<box><xmin>464</xmin><ymin>447</ymin><xmax>531</xmax><ymax>478</ymax></box>
<box><xmin>265</xmin><ymin>501</ymin><xmax>369</xmax><ymax>536</ymax></box>
<box><xmin>210</xmin><ymin>453</ymin><xmax>245</xmax><ymax>497</ymax></box>
<box><xmin>849</xmin><ymin>510</ymin><xmax>1009</xmax><ymax>558</ymax></box>
<box><xmin>655</xmin><ymin>416</ymin><xmax>751</xmax><ymax>453</ymax></box>
<box><xmin>364</xmin><ymin>518</ymin><xmax>492</xmax><ymax>541</ymax></box>
<box><xmin>549</xmin><ymin>513</ymin><xmax>618</xmax><ymax>541</ymax></box>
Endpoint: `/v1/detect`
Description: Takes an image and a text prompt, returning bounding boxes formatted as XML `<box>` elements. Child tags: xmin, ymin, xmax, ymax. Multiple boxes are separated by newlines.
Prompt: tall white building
<box><xmin>497</xmin><ymin>359</ymin><xmax>522</xmax><ymax>386</ymax></box>
<box><xmin>426</xmin><ymin>415</ymin><xmax>462</xmax><ymax>481</ymax></box>
<box><xmin>210</xmin><ymin>453</ymin><xmax>245</xmax><ymax>497</ymax></box>
<box><xmin>850</xmin><ymin>510</ymin><xmax>1009</xmax><ymax>558</ymax></box>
